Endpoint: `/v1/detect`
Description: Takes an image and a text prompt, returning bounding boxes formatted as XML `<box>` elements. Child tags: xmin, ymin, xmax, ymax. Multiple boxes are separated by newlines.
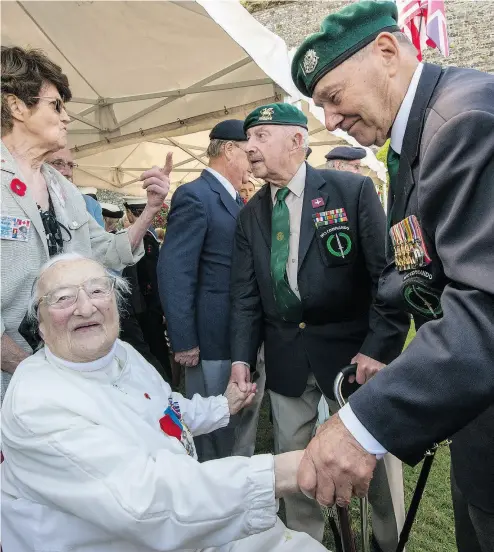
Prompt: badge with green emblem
<box><xmin>316</xmin><ymin>222</ymin><xmax>356</xmax><ymax>266</ymax></box>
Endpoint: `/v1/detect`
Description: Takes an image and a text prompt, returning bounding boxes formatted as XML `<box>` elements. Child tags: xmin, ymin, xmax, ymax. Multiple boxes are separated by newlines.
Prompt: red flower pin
<box><xmin>144</xmin><ymin>393</ymin><xmax>151</xmax><ymax>400</ymax></box>
<box><xmin>10</xmin><ymin>178</ymin><xmax>27</xmax><ymax>197</ymax></box>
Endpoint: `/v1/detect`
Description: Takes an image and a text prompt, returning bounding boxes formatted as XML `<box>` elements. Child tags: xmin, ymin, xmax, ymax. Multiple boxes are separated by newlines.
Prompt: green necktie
<box><xmin>387</xmin><ymin>146</ymin><xmax>401</xmax><ymax>229</ymax></box>
<box><xmin>271</xmin><ymin>187</ymin><xmax>301</xmax><ymax>321</ymax></box>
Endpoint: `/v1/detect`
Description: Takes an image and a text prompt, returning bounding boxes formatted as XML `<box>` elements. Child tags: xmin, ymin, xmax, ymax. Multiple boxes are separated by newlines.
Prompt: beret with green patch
<box><xmin>244</xmin><ymin>103</ymin><xmax>308</xmax><ymax>132</ymax></box>
<box><xmin>291</xmin><ymin>1</ymin><xmax>399</xmax><ymax>97</ymax></box>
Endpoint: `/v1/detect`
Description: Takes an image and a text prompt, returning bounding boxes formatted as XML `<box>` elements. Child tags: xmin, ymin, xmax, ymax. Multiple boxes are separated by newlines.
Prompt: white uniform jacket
<box><xmin>1</xmin><ymin>340</ymin><xmax>279</xmax><ymax>552</ymax></box>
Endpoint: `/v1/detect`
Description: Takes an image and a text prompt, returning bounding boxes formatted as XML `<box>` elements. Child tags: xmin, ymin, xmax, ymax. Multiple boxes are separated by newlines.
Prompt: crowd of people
<box><xmin>1</xmin><ymin>2</ymin><xmax>494</xmax><ymax>552</ymax></box>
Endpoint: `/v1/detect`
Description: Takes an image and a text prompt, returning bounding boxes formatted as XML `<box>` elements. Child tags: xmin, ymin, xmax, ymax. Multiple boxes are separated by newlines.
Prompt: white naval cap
<box><xmin>123</xmin><ymin>196</ymin><xmax>148</xmax><ymax>207</ymax></box>
<box><xmin>78</xmin><ymin>186</ymin><xmax>98</xmax><ymax>196</ymax></box>
<box><xmin>100</xmin><ymin>202</ymin><xmax>124</xmax><ymax>219</ymax></box>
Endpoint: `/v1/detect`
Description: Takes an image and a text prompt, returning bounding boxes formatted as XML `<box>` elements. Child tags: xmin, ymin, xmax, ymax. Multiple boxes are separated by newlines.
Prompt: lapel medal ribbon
<box><xmin>159</xmin><ymin>399</ymin><xmax>195</xmax><ymax>456</ymax></box>
<box><xmin>312</xmin><ymin>208</ymin><xmax>348</xmax><ymax>228</ymax></box>
<box><xmin>390</xmin><ymin>215</ymin><xmax>432</xmax><ymax>272</ymax></box>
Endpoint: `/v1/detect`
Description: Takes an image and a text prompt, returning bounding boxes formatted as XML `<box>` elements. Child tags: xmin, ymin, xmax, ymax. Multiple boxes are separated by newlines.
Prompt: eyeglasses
<box><xmin>48</xmin><ymin>159</ymin><xmax>78</xmax><ymax>170</ymax></box>
<box><xmin>31</xmin><ymin>96</ymin><xmax>67</xmax><ymax>114</ymax></box>
<box><xmin>37</xmin><ymin>276</ymin><xmax>115</xmax><ymax>310</ymax></box>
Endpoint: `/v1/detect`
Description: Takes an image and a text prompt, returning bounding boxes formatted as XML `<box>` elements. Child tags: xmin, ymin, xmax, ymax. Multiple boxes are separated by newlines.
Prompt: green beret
<box><xmin>244</xmin><ymin>103</ymin><xmax>308</xmax><ymax>132</ymax></box>
<box><xmin>291</xmin><ymin>1</ymin><xmax>399</xmax><ymax>97</ymax></box>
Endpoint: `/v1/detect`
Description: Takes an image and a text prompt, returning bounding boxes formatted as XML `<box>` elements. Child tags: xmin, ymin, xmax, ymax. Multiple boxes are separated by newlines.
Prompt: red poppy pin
<box><xmin>144</xmin><ymin>393</ymin><xmax>151</xmax><ymax>400</ymax></box>
<box><xmin>10</xmin><ymin>179</ymin><xmax>27</xmax><ymax>197</ymax></box>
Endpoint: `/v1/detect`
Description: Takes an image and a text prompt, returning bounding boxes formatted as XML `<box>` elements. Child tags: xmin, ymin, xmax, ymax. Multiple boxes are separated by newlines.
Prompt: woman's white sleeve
<box><xmin>3</xmin><ymin>409</ymin><xmax>277</xmax><ymax>551</ymax></box>
<box><xmin>171</xmin><ymin>391</ymin><xmax>230</xmax><ymax>436</ymax></box>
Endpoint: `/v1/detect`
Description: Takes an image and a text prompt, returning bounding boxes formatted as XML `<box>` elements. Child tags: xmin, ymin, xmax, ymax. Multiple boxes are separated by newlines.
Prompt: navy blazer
<box><xmin>230</xmin><ymin>163</ymin><xmax>409</xmax><ymax>398</ymax></box>
<box><xmin>158</xmin><ymin>170</ymin><xmax>241</xmax><ymax>360</ymax></box>
<box><xmin>349</xmin><ymin>64</ymin><xmax>494</xmax><ymax>512</ymax></box>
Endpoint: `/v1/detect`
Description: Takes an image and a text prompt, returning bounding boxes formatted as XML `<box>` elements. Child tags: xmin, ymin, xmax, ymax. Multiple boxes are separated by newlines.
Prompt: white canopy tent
<box><xmin>2</xmin><ymin>0</ymin><xmax>385</xmax><ymax>197</ymax></box>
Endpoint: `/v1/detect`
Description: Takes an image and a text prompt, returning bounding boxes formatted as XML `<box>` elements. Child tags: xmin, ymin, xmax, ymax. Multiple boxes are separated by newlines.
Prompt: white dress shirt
<box><xmin>205</xmin><ymin>167</ymin><xmax>237</xmax><ymax>199</ymax></box>
<box><xmin>270</xmin><ymin>162</ymin><xmax>307</xmax><ymax>299</ymax></box>
<box><xmin>339</xmin><ymin>64</ymin><xmax>424</xmax><ymax>458</ymax></box>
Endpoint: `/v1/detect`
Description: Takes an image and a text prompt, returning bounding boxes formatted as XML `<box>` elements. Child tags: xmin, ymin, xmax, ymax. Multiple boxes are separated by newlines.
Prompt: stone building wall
<box><xmin>253</xmin><ymin>0</ymin><xmax>493</xmax><ymax>74</ymax></box>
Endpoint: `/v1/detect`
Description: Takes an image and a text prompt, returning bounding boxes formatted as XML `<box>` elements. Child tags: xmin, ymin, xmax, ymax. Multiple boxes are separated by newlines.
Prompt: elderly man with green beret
<box><xmin>229</xmin><ymin>102</ymin><xmax>409</xmax><ymax>548</ymax></box>
<box><xmin>292</xmin><ymin>2</ymin><xmax>494</xmax><ymax>550</ymax></box>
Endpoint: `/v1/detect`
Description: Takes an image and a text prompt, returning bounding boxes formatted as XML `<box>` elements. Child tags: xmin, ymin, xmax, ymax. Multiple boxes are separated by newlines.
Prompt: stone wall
<box><xmin>253</xmin><ymin>0</ymin><xmax>493</xmax><ymax>74</ymax></box>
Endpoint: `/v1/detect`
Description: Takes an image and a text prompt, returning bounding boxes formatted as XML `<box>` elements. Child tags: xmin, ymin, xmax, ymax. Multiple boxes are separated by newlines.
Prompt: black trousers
<box><xmin>120</xmin><ymin>310</ymin><xmax>167</xmax><ymax>381</ymax></box>
<box><xmin>451</xmin><ymin>466</ymin><xmax>494</xmax><ymax>552</ymax></box>
<box><xmin>137</xmin><ymin>311</ymin><xmax>172</xmax><ymax>384</ymax></box>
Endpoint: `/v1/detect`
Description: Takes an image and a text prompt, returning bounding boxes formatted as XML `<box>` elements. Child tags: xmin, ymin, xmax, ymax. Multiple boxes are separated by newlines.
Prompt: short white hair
<box><xmin>27</xmin><ymin>253</ymin><xmax>130</xmax><ymax>322</ymax></box>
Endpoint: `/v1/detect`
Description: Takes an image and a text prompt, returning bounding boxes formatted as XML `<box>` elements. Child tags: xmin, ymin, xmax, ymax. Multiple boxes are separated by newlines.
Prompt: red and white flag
<box><xmin>396</xmin><ymin>0</ymin><xmax>449</xmax><ymax>60</ymax></box>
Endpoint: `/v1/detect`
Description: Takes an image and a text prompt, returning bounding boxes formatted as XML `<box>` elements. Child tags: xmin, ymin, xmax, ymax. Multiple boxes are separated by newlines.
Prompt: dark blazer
<box><xmin>349</xmin><ymin>64</ymin><xmax>494</xmax><ymax>512</ymax></box>
<box><xmin>158</xmin><ymin>169</ymin><xmax>241</xmax><ymax>360</ymax></box>
<box><xmin>230</xmin><ymin>163</ymin><xmax>409</xmax><ymax>398</ymax></box>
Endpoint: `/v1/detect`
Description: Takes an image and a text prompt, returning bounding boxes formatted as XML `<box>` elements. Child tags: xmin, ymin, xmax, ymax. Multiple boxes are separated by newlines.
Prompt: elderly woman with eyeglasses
<box><xmin>1</xmin><ymin>253</ymin><xmax>327</xmax><ymax>552</ymax></box>
<box><xmin>1</xmin><ymin>46</ymin><xmax>171</xmax><ymax>401</ymax></box>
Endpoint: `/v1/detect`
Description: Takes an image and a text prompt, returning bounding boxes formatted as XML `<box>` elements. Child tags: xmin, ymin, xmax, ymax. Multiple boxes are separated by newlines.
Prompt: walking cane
<box><xmin>334</xmin><ymin>364</ymin><xmax>450</xmax><ymax>552</ymax></box>
<box><xmin>333</xmin><ymin>364</ymin><xmax>370</xmax><ymax>552</ymax></box>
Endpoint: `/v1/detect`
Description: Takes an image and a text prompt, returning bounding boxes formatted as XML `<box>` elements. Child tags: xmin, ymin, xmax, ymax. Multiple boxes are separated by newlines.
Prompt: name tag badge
<box><xmin>0</xmin><ymin>215</ymin><xmax>31</xmax><ymax>242</ymax></box>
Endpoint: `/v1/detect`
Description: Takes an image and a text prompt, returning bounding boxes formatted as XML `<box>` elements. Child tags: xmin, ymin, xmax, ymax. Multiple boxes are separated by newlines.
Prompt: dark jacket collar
<box><xmin>391</xmin><ymin>63</ymin><xmax>443</xmax><ymax>225</ymax></box>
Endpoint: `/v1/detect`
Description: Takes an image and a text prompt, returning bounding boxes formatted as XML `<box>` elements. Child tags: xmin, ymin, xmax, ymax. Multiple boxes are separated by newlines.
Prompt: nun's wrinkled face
<box><xmin>37</xmin><ymin>259</ymin><xmax>119</xmax><ymax>362</ymax></box>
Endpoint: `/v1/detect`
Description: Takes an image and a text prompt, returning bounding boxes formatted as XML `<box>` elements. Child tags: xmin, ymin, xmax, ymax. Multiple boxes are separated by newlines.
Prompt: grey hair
<box><xmin>27</xmin><ymin>252</ymin><xmax>130</xmax><ymax>323</ymax></box>
<box><xmin>206</xmin><ymin>139</ymin><xmax>229</xmax><ymax>159</ymax></box>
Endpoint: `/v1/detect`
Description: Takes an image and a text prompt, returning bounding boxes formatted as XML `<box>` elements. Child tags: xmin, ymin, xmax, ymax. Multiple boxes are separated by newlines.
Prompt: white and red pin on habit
<box><xmin>312</xmin><ymin>197</ymin><xmax>324</xmax><ymax>208</ymax></box>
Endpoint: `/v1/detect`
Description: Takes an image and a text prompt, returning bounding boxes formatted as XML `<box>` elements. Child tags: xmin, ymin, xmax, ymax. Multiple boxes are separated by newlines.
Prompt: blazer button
<box><xmin>299</xmin><ymin>322</ymin><xmax>306</xmax><ymax>329</ymax></box>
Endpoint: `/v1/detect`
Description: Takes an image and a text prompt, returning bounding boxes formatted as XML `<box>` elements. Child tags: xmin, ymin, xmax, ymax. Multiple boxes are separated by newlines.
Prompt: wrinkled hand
<box><xmin>140</xmin><ymin>152</ymin><xmax>172</xmax><ymax>211</ymax></box>
<box><xmin>224</xmin><ymin>380</ymin><xmax>256</xmax><ymax>415</ymax></box>
<box><xmin>298</xmin><ymin>414</ymin><xmax>376</xmax><ymax>507</ymax></box>
<box><xmin>230</xmin><ymin>362</ymin><xmax>250</xmax><ymax>392</ymax></box>
<box><xmin>349</xmin><ymin>353</ymin><xmax>385</xmax><ymax>385</ymax></box>
<box><xmin>174</xmin><ymin>347</ymin><xmax>200</xmax><ymax>367</ymax></box>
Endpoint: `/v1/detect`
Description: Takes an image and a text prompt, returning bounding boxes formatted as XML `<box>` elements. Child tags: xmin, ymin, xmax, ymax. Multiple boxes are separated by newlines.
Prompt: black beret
<box><xmin>325</xmin><ymin>146</ymin><xmax>366</xmax><ymax>162</ymax></box>
<box><xmin>209</xmin><ymin>119</ymin><xmax>247</xmax><ymax>141</ymax></box>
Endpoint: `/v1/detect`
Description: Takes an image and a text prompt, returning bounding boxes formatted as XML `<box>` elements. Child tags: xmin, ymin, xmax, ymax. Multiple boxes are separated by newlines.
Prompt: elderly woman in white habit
<box><xmin>0</xmin><ymin>46</ymin><xmax>171</xmax><ymax>401</ymax></box>
<box><xmin>1</xmin><ymin>254</ymin><xmax>328</xmax><ymax>552</ymax></box>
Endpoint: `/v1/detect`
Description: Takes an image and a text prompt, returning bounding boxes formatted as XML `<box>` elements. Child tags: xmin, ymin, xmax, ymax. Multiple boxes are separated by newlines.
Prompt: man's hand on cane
<box><xmin>298</xmin><ymin>413</ymin><xmax>377</xmax><ymax>507</ymax></box>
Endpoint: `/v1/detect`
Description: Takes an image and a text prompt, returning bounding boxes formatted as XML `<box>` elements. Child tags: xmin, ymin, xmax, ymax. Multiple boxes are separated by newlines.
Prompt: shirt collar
<box><xmin>45</xmin><ymin>341</ymin><xmax>117</xmax><ymax>372</ymax></box>
<box><xmin>390</xmin><ymin>63</ymin><xmax>424</xmax><ymax>155</ymax></box>
<box><xmin>270</xmin><ymin>162</ymin><xmax>306</xmax><ymax>203</ymax></box>
<box><xmin>205</xmin><ymin>167</ymin><xmax>237</xmax><ymax>200</ymax></box>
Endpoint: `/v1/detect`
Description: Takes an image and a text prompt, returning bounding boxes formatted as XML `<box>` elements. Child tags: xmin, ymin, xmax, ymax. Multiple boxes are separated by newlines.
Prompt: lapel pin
<box><xmin>312</xmin><ymin>197</ymin><xmax>324</xmax><ymax>208</ymax></box>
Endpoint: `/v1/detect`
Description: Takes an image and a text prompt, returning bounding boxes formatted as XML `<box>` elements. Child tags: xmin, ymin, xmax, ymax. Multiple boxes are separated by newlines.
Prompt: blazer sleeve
<box><xmin>350</xmin><ymin>110</ymin><xmax>494</xmax><ymax>465</ymax></box>
<box><xmin>86</xmin><ymin>215</ymin><xmax>144</xmax><ymax>271</ymax></box>
<box><xmin>3</xmin><ymin>387</ymin><xmax>277</xmax><ymax>550</ymax></box>
<box><xmin>357</xmin><ymin>177</ymin><xmax>410</xmax><ymax>363</ymax></box>
<box><xmin>230</xmin><ymin>213</ymin><xmax>263</xmax><ymax>366</ymax></box>
<box><xmin>158</xmin><ymin>186</ymin><xmax>207</xmax><ymax>353</ymax></box>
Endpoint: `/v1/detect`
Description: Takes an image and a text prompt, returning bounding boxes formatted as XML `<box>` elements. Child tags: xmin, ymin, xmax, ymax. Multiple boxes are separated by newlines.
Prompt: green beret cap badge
<box><xmin>292</xmin><ymin>1</ymin><xmax>399</xmax><ymax>97</ymax></box>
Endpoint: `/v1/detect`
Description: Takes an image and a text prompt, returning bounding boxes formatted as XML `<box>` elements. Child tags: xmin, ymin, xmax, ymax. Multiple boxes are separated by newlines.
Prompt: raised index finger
<box><xmin>161</xmin><ymin>151</ymin><xmax>173</xmax><ymax>177</ymax></box>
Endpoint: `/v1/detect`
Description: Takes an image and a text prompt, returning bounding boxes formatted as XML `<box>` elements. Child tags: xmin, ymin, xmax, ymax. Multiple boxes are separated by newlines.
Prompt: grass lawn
<box><xmin>255</xmin><ymin>323</ymin><xmax>457</xmax><ymax>551</ymax></box>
